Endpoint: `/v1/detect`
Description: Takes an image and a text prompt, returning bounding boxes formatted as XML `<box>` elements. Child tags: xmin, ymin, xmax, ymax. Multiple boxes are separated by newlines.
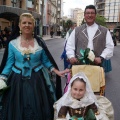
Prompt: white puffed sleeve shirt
<box><xmin>66</xmin><ymin>23</ymin><xmax>114</xmax><ymax>60</ymax></box>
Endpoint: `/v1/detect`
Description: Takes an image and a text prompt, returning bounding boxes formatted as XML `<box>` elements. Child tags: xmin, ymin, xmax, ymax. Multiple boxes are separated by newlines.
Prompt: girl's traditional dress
<box><xmin>54</xmin><ymin>72</ymin><xmax>114</xmax><ymax>120</ymax></box>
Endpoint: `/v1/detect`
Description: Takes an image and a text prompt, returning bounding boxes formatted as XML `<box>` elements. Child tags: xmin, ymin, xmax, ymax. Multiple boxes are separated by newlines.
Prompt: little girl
<box><xmin>54</xmin><ymin>72</ymin><xmax>114</xmax><ymax>120</ymax></box>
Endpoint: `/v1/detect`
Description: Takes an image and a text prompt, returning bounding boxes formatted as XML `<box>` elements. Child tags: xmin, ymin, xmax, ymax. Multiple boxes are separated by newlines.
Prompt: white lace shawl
<box><xmin>12</xmin><ymin>36</ymin><xmax>42</xmax><ymax>55</ymax></box>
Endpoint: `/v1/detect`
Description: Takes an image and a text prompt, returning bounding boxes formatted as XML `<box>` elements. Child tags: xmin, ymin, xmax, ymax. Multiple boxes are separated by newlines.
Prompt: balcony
<box><xmin>47</xmin><ymin>9</ymin><xmax>51</xmax><ymax>14</ymax></box>
<box><xmin>96</xmin><ymin>0</ymin><xmax>105</xmax><ymax>3</ymax></box>
<box><xmin>58</xmin><ymin>8</ymin><xmax>60</xmax><ymax>11</ymax></box>
<box><xmin>57</xmin><ymin>13</ymin><xmax>60</xmax><ymax>19</ymax></box>
<box><xmin>97</xmin><ymin>8</ymin><xmax>105</xmax><ymax>12</ymax></box>
<box><xmin>51</xmin><ymin>13</ymin><xmax>54</xmax><ymax>17</ymax></box>
<box><xmin>98</xmin><ymin>11</ymin><xmax>104</xmax><ymax>16</ymax></box>
<box><xmin>97</xmin><ymin>4</ymin><xmax>105</xmax><ymax>11</ymax></box>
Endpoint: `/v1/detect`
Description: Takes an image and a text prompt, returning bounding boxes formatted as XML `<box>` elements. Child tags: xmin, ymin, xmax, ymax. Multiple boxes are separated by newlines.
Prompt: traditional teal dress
<box><xmin>0</xmin><ymin>37</ymin><xmax>56</xmax><ymax>120</ymax></box>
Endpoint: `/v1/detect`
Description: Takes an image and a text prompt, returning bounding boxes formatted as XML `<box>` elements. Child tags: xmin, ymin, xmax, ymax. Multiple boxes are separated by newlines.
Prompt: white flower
<box><xmin>87</xmin><ymin>50</ymin><xmax>95</xmax><ymax>62</ymax></box>
<box><xmin>0</xmin><ymin>79</ymin><xmax>7</xmax><ymax>89</ymax></box>
<box><xmin>21</xmin><ymin>46</ymin><xmax>35</xmax><ymax>55</ymax></box>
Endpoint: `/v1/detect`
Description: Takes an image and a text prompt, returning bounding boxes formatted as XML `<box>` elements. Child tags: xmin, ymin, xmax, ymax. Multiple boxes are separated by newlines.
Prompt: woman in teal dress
<box><xmin>0</xmin><ymin>13</ymin><xmax>69</xmax><ymax>120</ymax></box>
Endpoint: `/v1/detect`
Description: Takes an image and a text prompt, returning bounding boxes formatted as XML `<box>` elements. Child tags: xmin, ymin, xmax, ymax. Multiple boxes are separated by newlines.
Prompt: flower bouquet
<box><xmin>77</xmin><ymin>48</ymin><xmax>95</xmax><ymax>65</ymax></box>
<box><xmin>0</xmin><ymin>79</ymin><xmax>10</xmax><ymax>95</ymax></box>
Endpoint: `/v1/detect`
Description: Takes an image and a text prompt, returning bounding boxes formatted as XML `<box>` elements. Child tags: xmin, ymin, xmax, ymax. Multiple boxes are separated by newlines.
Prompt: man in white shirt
<box><xmin>66</xmin><ymin>5</ymin><xmax>114</xmax><ymax>66</ymax></box>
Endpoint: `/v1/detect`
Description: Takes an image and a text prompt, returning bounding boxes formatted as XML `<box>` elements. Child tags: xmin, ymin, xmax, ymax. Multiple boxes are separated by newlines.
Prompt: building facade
<box><xmin>67</xmin><ymin>8</ymin><xmax>84</xmax><ymax>26</ymax></box>
<box><xmin>57</xmin><ymin>0</ymin><xmax>61</xmax><ymax>25</ymax></box>
<box><xmin>95</xmin><ymin>0</ymin><xmax>120</xmax><ymax>33</ymax></box>
<box><xmin>43</xmin><ymin>0</ymin><xmax>57</xmax><ymax>35</ymax></box>
<box><xmin>0</xmin><ymin>0</ymin><xmax>41</xmax><ymax>35</ymax></box>
<box><xmin>0</xmin><ymin>0</ymin><xmax>62</xmax><ymax>36</ymax></box>
<box><xmin>76</xmin><ymin>9</ymin><xmax>84</xmax><ymax>26</ymax></box>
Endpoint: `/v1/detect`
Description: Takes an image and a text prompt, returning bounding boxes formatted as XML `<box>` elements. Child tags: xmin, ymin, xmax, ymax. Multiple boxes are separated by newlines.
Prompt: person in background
<box><xmin>1</xmin><ymin>30</ymin><xmax>8</xmax><ymax>48</ymax></box>
<box><xmin>54</xmin><ymin>72</ymin><xmax>114</xmax><ymax>120</ymax></box>
<box><xmin>65</xmin><ymin>23</ymin><xmax>77</xmax><ymax>42</ymax></box>
<box><xmin>61</xmin><ymin>22</ymin><xmax>77</xmax><ymax>69</ymax></box>
<box><xmin>50</xmin><ymin>28</ymin><xmax>54</xmax><ymax>38</ymax></box>
<box><xmin>66</xmin><ymin>5</ymin><xmax>114</xmax><ymax>72</ymax></box>
<box><xmin>112</xmin><ymin>32</ymin><xmax>117</xmax><ymax>46</ymax></box>
<box><xmin>0</xmin><ymin>31</ymin><xmax>3</xmax><ymax>48</ymax></box>
<box><xmin>0</xmin><ymin>13</ymin><xmax>69</xmax><ymax>120</ymax></box>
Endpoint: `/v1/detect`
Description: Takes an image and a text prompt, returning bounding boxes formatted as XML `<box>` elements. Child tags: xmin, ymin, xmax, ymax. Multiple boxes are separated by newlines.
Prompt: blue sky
<box><xmin>63</xmin><ymin>0</ymin><xmax>94</xmax><ymax>16</ymax></box>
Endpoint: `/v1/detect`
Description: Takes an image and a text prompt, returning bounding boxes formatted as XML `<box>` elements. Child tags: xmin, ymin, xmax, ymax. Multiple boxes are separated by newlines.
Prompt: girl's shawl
<box><xmin>54</xmin><ymin>72</ymin><xmax>98</xmax><ymax>119</ymax></box>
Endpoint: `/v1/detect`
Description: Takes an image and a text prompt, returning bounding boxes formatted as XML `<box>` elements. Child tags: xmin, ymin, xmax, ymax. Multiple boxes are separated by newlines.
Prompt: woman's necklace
<box><xmin>20</xmin><ymin>36</ymin><xmax>34</xmax><ymax>61</ymax></box>
<box><xmin>24</xmin><ymin>39</ymin><xmax>29</xmax><ymax>45</ymax></box>
<box><xmin>21</xmin><ymin>36</ymin><xmax>34</xmax><ymax>47</ymax></box>
<box><xmin>21</xmin><ymin>37</ymin><xmax>31</xmax><ymax>44</ymax></box>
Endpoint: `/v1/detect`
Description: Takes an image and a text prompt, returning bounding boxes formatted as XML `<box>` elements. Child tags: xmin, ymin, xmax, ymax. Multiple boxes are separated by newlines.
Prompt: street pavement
<box><xmin>42</xmin><ymin>35</ymin><xmax>61</xmax><ymax>41</ymax></box>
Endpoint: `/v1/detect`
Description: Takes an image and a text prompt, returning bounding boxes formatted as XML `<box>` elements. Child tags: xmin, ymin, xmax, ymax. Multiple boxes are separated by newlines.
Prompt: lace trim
<box><xmin>11</xmin><ymin>36</ymin><xmax>42</xmax><ymax>55</ymax></box>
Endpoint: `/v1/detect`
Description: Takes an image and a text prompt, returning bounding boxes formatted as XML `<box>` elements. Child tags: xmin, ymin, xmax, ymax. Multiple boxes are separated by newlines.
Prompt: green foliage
<box><xmin>60</xmin><ymin>19</ymin><xmax>74</xmax><ymax>32</ymax></box>
<box><xmin>81</xmin><ymin>18</ymin><xmax>85</xmax><ymax>25</ymax></box>
<box><xmin>65</xmin><ymin>19</ymin><xmax>73</xmax><ymax>30</ymax></box>
<box><xmin>95</xmin><ymin>14</ymin><xmax>107</xmax><ymax>27</ymax></box>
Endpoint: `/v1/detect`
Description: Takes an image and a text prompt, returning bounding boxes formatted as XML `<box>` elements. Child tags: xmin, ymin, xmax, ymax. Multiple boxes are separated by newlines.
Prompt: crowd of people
<box><xmin>0</xmin><ymin>4</ymin><xmax>115</xmax><ymax>120</ymax></box>
<box><xmin>0</xmin><ymin>28</ymin><xmax>12</xmax><ymax>48</ymax></box>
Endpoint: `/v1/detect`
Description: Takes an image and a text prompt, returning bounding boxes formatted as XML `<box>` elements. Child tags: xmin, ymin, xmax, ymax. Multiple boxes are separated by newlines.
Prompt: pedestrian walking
<box><xmin>50</xmin><ymin>28</ymin><xmax>54</xmax><ymax>38</ymax></box>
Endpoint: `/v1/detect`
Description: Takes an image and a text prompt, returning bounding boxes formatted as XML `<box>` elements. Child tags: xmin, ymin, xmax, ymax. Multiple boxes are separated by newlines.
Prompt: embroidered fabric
<box><xmin>17</xmin><ymin>37</ymin><xmax>42</xmax><ymax>55</ymax></box>
<box><xmin>12</xmin><ymin>36</ymin><xmax>42</xmax><ymax>55</ymax></box>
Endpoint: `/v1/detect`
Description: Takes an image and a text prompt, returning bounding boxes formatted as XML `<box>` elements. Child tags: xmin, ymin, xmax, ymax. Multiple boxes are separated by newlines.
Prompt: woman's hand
<box><xmin>53</xmin><ymin>68</ymin><xmax>70</xmax><ymax>77</ymax></box>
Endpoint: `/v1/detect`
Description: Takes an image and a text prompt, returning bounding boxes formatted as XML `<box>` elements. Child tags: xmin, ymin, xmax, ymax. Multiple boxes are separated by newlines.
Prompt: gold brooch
<box><xmin>95</xmin><ymin>111</ymin><xmax>100</xmax><ymax>115</ymax></box>
<box><xmin>75</xmin><ymin>110</ymin><xmax>81</xmax><ymax>114</ymax></box>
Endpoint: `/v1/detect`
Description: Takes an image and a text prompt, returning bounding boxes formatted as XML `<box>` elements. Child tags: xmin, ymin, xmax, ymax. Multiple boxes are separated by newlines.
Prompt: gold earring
<box><xmin>32</xmin><ymin>31</ymin><xmax>34</xmax><ymax>37</ymax></box>
<box><xmin>19</xmin><ymin>30</ymin><xmax>22</xmax><ymax>35</ymax></box>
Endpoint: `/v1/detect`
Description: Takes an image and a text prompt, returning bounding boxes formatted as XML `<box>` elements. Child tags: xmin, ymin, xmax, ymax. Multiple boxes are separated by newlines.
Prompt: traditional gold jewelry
<box><xmin>75</xmin><ymin>110</ymin><xmax>81</xmax><ymax>114</ymax></box>
<box><xmin>95</xmin><ymin>111</ymin><xmax>100</xmax><ymax>115</ymax></box>
<box><xmin>32</xmin><ymin>31</ymin><xmax>34</xmax><ymax>37</ymax></box>
<box><xmin>19</xmin><ymin>30</ymin><xmax>22</xmax><ymax>35</ymax></box>
<box><xmin>61</xmin><ymin>115</ymin><xmax>66</xmax><ymax>118</ymax></box>
<box><xmin>21</xmin><ymin>36</ymin><xmax>33</xmax><ymax>45</ymax></box>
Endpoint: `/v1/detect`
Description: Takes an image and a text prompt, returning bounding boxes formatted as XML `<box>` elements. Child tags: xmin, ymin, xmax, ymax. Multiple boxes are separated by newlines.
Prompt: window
<box><xmin>11</xmin><ymin>0</ymin><xmax>17</xmax><ymax>7</ymax></box>
<box><xmin>58</xmin><ymin>0</ymin><xmax>60</xmax><ymax>4</ymax></box>
<box><xmin>2</xmin><ymin>0</ymin><xmax>6</xmax><ymax>5</ymax></box>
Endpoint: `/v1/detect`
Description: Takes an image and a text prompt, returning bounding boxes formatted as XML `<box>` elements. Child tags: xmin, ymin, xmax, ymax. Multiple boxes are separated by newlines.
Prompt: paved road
<box><xmin>0</xmin><ymin>38</ymin><xmax>120</xmax><ymax>120</ymax></box>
